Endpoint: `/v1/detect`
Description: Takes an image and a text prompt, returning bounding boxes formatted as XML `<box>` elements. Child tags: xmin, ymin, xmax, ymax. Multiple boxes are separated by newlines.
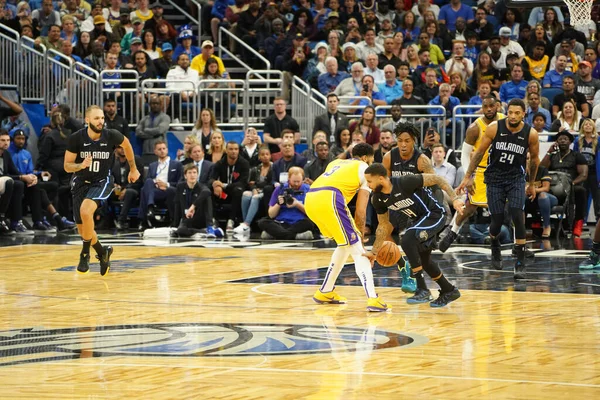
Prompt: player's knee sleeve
<box><xmin>510</xmin><ymin>207</ymin><xmax>526</xmax><ymax>239</ymax></box>
<box><xmin>489</xmin><ymin>213</ymin><xmax>504</xmax><ymax>237</ymax></box>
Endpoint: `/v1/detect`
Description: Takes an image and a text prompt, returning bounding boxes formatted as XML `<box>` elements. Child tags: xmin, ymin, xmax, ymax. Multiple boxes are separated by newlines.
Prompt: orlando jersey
<box><xmin>66</xmin><ymin>128</ymin><xmax>125</xmax><ymax>182</ymax></box>
<box><xmin>474</xmin><ymin>113</ymin><xmax>505</xmax><ymax>168</ymax></box>
<box><xmin>372</xmin><ymin>174</ymin><xmax>445</xmax><ymax>219</ymax></box>
<box><xmin>389</xmin><ymin>147</ymin><xmax>421</xmax><ymax>177</ymax></box>
<box><xmin>484</xmin><ymin>119</ymin><xmax>530</xmax><ymax>184</ymax></box>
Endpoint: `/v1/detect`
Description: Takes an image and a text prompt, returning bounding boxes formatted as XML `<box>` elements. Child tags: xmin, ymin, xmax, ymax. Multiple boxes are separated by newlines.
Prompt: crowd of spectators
<box><xmin>3</xmin><ymin>0</ymin><xmax>600</xmax><ymax>239</ymax></box>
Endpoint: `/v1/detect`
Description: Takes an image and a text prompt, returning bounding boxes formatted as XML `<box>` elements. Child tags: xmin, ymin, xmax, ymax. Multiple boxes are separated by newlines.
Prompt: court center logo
<box><xmin>0</xmin><ymin>323</ymin><xmax>427</xmax><ymax>367</ymax></box>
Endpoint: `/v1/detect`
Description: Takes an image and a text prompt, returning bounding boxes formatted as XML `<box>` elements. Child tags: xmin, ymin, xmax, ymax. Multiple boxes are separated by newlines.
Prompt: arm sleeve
<box><xmin>357</xmin><ymin>162</ymin><xmax>371</xmax><ymax>193</ymax></box>
<box><xmin>460</xmin><ymin>142</ymin><xmax>474</xmax><ymax>172</ymax></box>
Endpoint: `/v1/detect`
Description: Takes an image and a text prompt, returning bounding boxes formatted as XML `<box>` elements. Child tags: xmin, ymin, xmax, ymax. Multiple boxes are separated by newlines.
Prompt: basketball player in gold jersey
<box><xmin>438</xmin><ymin>95</ymin><xmax>504</xmax><ymax>252</ymax></box>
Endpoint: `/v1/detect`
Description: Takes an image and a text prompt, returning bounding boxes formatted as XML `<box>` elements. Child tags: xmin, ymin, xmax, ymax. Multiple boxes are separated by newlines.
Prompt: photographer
<box><xmin>257</xmin><ymin>167</ymin><xmax>315</xmax><ymax>240</ymax></box>
<box><xmin>349</xmin><ymin>74</ymin><xmax>386</xmax><ymax>114</ymax></box>
<box><xmin>420</xmin><ymin>127</ymin><xmax>458</xmax><ymax>169</ymax></box>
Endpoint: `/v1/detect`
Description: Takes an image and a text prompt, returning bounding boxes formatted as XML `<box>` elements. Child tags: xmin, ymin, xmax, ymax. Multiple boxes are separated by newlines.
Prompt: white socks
<box><xmin>349</xmin><ymin>242</ymin><xmax>377</xmax><ymax>298</ymax></box>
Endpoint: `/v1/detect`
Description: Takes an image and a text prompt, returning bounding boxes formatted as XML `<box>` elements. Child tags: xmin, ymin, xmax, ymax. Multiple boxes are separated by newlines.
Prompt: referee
<box><xmin>457</xmin><ymin>99</ymin><xmax>540</xmax><ymax>279</ymax></box>
<box><xmin>64</xmin><ymin>105</ymin><xmax>140</xmax><ymax>275</ymax></box>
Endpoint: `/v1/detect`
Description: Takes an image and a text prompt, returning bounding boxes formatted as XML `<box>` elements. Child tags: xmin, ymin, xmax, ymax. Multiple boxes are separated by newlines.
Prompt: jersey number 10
<box><xmin>90</xmin><ymin>160</ymin><xmax>100</xmax><ymax>172</ymax></box>
<box><xmin>499</xmin><ymin>153</ymin><xmax>514</xmax><ymax>165</ymax></box>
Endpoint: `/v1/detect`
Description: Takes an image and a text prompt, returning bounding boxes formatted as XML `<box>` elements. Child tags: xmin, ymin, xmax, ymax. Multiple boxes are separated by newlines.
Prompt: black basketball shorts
<box><xmin>71</xmin><ymin>175</ymin><xmax>114</xmax><ymax>224</ymax></box>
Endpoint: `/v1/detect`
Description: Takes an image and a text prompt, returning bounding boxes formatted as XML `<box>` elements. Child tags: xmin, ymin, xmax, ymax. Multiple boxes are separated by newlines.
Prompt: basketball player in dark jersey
<box><xmin>364</xmin><ymin>163</ymin><xmax>465</xmax><ymax>307</ymax></box>
<box><xmin>382</xmin><ymin>122</ymin><xmax>436</xmax><ymax>293</ymax></box>
<box><xmin>457</xmin><ymin>98</ymin><xmax>539</xmax><ymax>279</ymax></box>
<box><xmin>64</xmin><ymin>105</ymin><xmax>140</xmax><ymax>276</ymax></box>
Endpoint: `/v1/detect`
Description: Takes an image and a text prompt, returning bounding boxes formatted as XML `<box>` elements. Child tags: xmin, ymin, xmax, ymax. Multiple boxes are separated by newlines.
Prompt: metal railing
<box><xmin>451</xmin><ymin>105</ymin><xmax>483</xmax><ymax>149</ymax></box>
<box><xmin>47</xmin><ymin>49</ymin><xmax>73</xmax><ymax>110</ymax></box>
<box><xmin>374</xmin><ymin>104</ymin><xmax>447</xmax><ymax>145</ymax></box>
<box><xmin>218</xmin><ymin>26</ymin><xmax>271</xmax><ymax>73</ymax></box>
<box><xmin>100</xmin><ymin>69</ymin><xmax>141</xmax><ymax>125</ymax></box>
<box><xmin>19</xmin><ymin>36</ymin><xmax>47</xmax><ymax>102</ymax></box>
<box><xmin>0</xmin><ymin>24</ymin><xmax>20</xmax><ymax>88</ymax></box>
<box><xmin>71</xmin><ymin>62</ymin><xmax>101</xmax><ymax>120</ymax></box>
<box><xmin>198</xmin><ymin>78</ymin><xmax>245</xmax><ymax>127</ymax></box>
<box><xmin>165</xmin><ymin>0</ymin><xmax>201</xmax><ymax>36</ymax></box>
<box><xmin>291</xmin><ymin>76</ymin><xmax>312</xmax><ymax>139</ymax></box>
<box><xmin>243</xmin><ymin>70</ymin><xmax>283</xmax><ymax>129</ymax></box>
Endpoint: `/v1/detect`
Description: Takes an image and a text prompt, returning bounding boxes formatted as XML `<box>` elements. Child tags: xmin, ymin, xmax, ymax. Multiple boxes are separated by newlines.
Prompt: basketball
<box><xmin>376</xmin><ymin>241</ymin><xmax>401</xmax><ymax>267</ymax></box>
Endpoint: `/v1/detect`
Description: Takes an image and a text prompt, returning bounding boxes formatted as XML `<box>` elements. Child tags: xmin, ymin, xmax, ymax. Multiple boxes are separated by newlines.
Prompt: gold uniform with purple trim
<box><xmin>305</xmin><ymin>159</ymin><xmax>371</xmax><ymax>247</ymax></box>
<box><xmin>469</xmin><ymin>113</ymin><xmax>505</xmax><ymax>206</ymax></box>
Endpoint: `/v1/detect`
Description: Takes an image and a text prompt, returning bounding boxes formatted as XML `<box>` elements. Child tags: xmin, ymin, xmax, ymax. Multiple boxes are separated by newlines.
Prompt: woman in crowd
<box><xmin>177</xmin><ymin>134</ymin><xmax>200</xmax><ymax>164</ymax></box>
<box><xmin>449</xmin><ymin>72</ymin><xmax>474</xmax><ymax>104</ymax></box>
<box><xmin>339</xmin><ymin>42</ymin><xmax>361</xmax><ymax>73</ymax></box>
<box><xmin>233</xmin><ymin>146</ymin><xmax>273</xmax><ymax>235</ymax></box>
<box><xmin>551</xmin><ymin>99</ymin><xmax>583</xmax><ymax>133</ymax></box>
<box><xmin>329</xmin><ymin>127</ymin><xmax>351</xmax><ymax>158</ymax></box>
<box><xmin>239</xmin><ymin>127</ymin><xmax>262</xmax><ymax>167</ymax></box>
<box><xmin>398</xmin><ymin>11</ymin><xmax>420</xmax><ymax>46</ymax></box>
<box><xmin>73</xmin><ymin>31</ymin><xmax>92</xmax><ymax>58</ymax></box>
<box><xmin>288</xmin><ymin>8</ymin><xmax>317</xmax><ymax>41</ymax></box>
<box><xmin>199</xmin><ymin>58</ymin><xmax>234</xmax><ymax>122</ymax></box>
<box><xmin>192</xmin><ymin>108</ymin><xmax>222</xmax><ymax>153</ymax></box>
<box><xmin>348</xmin><ymin>106</ymin><xmax>380</xmax><ymax>149</ymax></box>
<box><xmin>204</xmin><ymin>130</ymin><xmax>225</xmax><ymax>163</ymax></box>
<box><xmin>156</xmin><ymin>20</ymin><xmax>177</xmax><ymax>48</ymax></box>
<box><xmin>574</xmin><ymin>119</ymin><xmax>600</xmax><ymax>220</ymax></box>
<box><xmin>142</xmin><ymin>29</ymin><xmax>161</xmax><ymax>60</ymax></box>
<box><xmin>405</xmin><ymin>44</ymin><xmax>420</xmax><ymax>72</ymax></box>
<box><xmin>392</xmin><ymin>31</ymin><xmax>406</xmax><ymax>60</ymax></box>
<box><xmin>466</xmin><ymin>79</ymin><xmax>494</xmax><ymax>114</ymax></box>
<box><xmin>500</xmin><ymin>8</ymin><xmax>521</xmax><ymax>41</ymax></box>
<box><xmin>525</xmin><ymin>80</ymin><xmax>550</xmax><ymax>110</ymax></box>
<box><xmin>525</xmin><ymin>23</ymin><xmax>555</xmax><ymax>57</ymax></box>
<box><xmin>542</xmin><ymin>8</ymin><xmax>563</xmax><ymax>42</ymax></box>
<box><xmin>470</xmin><ymin>51</ymin><xmax>500</xmax><ymax>92</ymax></box>
<box><xmin>304</xmin><ymin>42</ymin><xmax>329</xmax><ymax>88</ymax></box>
<box><xmin>327</xmin><ymin>30</ymin><xmax>343</xmax><ymax>59</ymax></box>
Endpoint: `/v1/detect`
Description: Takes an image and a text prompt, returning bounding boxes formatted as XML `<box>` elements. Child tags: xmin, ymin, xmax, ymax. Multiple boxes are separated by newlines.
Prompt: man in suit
<box><xmin>313</xmin><ymin>93</ymin><xmax>348</xmax><ymax>142</ymax></box>
<box><xmin>209</xmin><ymin>141</ymin><xmax>250</xmax><ymax>234</ymax></box>
<box><xmin>110</xmin><ymin>145</ymin><xmax>144</xmax><ymax>230</ymax></box>
<box><xmin>137</xmin><ymin>140</ymin><xmax>183</xmax><ymax>229</ymax></box>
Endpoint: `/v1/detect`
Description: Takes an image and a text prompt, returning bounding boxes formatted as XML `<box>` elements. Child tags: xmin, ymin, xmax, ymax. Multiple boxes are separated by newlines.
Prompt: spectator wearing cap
<box><xmin>438</xmin><ymin>0</ymin><xmax>474</xmax><ymax>32</ymax></box>
<box><xmin>130</xmin><ymin>0</ymin><xmax>153</xmax><ymax>22</ymax></box>
<box><xmin>356</xmin><ymin>28</ymin><xmax>384</xmax><ymax>60</ymax></box>
<box><xmin>154</xmin><ymin>42</ymin><xmax>174</xmax><ymax>78</ymax></box>
<box><xmin>143</xmin><ymin>1</ymin><xmax>174</xmax><ymax>36</ymax></box>
<box><xmin>304</xmin><ymin>43</ymin><xmax>330</xmax><ymax>87</ymax></box>
<box><xmin>173</xmin><ymin>24</ymin><xmax>201</xmax><ymax>62</ymax></box>
<box><xmin>120</xmin><ymin>15</ymin><xmax>144</xmax><ymax>50</ymax></box>
<box><xmin>541</xmin><ymin>130</ymin><xmax>588</xmax><ymax>237</ymax></box>
<box><xmin>276</xmin><ymin>32</ymin><xmax>310</xmax><ymax>72</ymax></box>
<box><xmin>89</xmin><ymin>15</ymin><xmax>115</xmax><ymax>45</ymax></box>
<box><xmin>317</xmin><ymin>56</ymin><xmax>349</xmax><ymax>95</ymax></box>
<box><xmin>338</xmin><ymin>42</ymin><xmax>362</xmax><ymax>73</ymax></box>
<box><xmin>324</xmin><ymin>11</ymin><xmax>342</xmax><ymax>33</ymax></box>
<box><xmin>543</xmin><ymin>54</ymin><xmax>574</xmax><ymax>89</ymax></box>
<box><xmin>103</xmin><ymin>0</ymin><xmax>124</xmax><ymax>29</ymax></box>
<box><xmin>110</xmin><ymin>11</ymin><xmax>131</xmax><ymax>44</ymax></box>
<box><xmin>575</xmin><ymin>61</ymin><xmax>600</xmax><ymax>107</ymax></box>
<box><xmin>553</xmin><ymin>31</ymin><xmax>584</xmax><ymax>60</ymax></box>
<box><xmin>125</xmin><ymin>35</ymin><xmax>143</xmax><ymax>56</ymax></box>
<box><xmin>81</xmin><ymin>3</ymin><xmax>113</xmax><ymax>34</ymax></box>
<box><xmin>498</xmin><ymin>52</ymin><xmax>532</xmax><ymax>82</ymax></box>
<box><xmin>190</xmin><ymin>40</ymin><xmax>225</xmax><ymax>76</ymax></box>
<box><xmin>375</xmin><ymin>16</ymin><xmax>395</xmax><ymax>47</ymax></box>
<box><xmin>550</xmin><ymin>39</ymin><xmax>579</xmax><ymax>73</ymax></box>
<box><xmin>497</xmin><ymin>26</ymin><xmax>525</xmax><ymax>62</ymax></box>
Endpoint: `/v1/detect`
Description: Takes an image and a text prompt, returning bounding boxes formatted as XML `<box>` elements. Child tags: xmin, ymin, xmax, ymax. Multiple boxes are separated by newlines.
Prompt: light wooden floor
<box><xmin>0</xmin><ymin>243</ymin><xmax>599</xmax><ymax>399</ymax></box>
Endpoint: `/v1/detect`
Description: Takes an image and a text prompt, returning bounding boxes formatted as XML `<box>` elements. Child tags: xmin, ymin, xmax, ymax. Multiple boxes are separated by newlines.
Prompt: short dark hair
<box><xmin>352</xmin><ymin>142</ymin><xmax>374</xmax><ymax>158</ymax></box>
<box><xmin>104</xmin><ymin>98</ymin><xmax>116</xmax><ymax>104</ymax></box>
<box><xmin>535</xmin><ymin>40</ymin><xmax>546</xmax><ymax>48</ymax></box>
<box><xmin>397</xmin><ymin>61</ymin><xmax>410</xmax><ymax>69</ymax></box>
<box><xmin>380</xmin><ymin>129</ymin><xmax>393</xmax><ymax>136</ymax></box>
<box><xmin>316</xmin><ymin>141</ymin><xmax>329</xmax><ymax>148</ymax></box>
<box><xmin>364</xmin><ymin>162</ymin><xmax>387</xmax><ymax>177</ymax></box>
<box><xmin>532</xmin><ymin>112</ymin><xmax>547</xmax><ymax>122</ymax></box>
<box><xmin>184</xmin><ymin>163</ymin><xmax>198</xmax><ymax>174</ymax></box>
<box><xmin>394</xmin><ymin>122</ymin><xmax>420</xmax><ymax>145</ymax></box>
<box><xmin>507</xmin><ymin>98</ymin><xmax>526</xmax><ymax>111</ymax></box>
<box><xmin>154</xmin><ymin>140</ymin><xmax>167</xmax><ymax>148</ymax></box>
<box><xmin>418</xmin><ymin>48</ymin><xmax>430</xmax><ymax>56</ymax></box>
<box><xmin>326</xmin><ymin>93</ymin><xmax>339</xmax><ymax>101</ymax></box>
<box><xmin>226</xmin><ymin>140</ymin><xmax>239</xmax><ymax>148</ymax></box>
<box><xmin>489</xmin><ymin>35</ymin><xmax>500</xmax><ymax>43</ymax></box>
<box><xmin>0</xmin><ymin>129</ymin><xmax>9</xmax><ymax>138</ymax></box>
<box><xmin>390</xmin><ymin>99</ymin><xmax>403</xmax><ymax>108</ymax></box>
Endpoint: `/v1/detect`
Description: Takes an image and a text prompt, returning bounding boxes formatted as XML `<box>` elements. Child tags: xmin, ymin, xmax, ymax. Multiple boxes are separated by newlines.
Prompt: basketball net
<box><xmin>564</xmin><ymin>0</ymin><xmax>594</xmax><ymax>27</ymax></box>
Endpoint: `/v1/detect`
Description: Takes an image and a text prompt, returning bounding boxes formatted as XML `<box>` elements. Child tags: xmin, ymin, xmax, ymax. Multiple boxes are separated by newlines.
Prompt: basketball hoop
<box><xmin>564</xmin><ymin>0</ymin><xmax>594</xmax><ymax>27</ymax></box>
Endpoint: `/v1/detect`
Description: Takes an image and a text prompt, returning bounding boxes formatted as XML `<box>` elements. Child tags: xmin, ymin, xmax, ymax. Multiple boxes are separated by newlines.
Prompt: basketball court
<box><xmin>0</xmin><ymin>231</ymin><xmax>598</xmax><ymax>398</ymax></box>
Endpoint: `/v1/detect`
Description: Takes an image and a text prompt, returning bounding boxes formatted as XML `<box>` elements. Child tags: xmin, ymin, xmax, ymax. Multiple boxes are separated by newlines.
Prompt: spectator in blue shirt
<box><xmin>378</xmin><ymin>64</ymin><xmax>404</xmax><ymax>104</ymax></box>
<box><xmin>438</xmin><ymin>0</ymin><xmax>475</xmax><ymax>32</ymax></box>
<box><xmin>524</xmin><ymin>92</ymin><xmax>551</xmax><ymax>130</ymax></box>
<box><xmin>317</xmin><ymin>56</ymin><xmax>349</xmax><ymax>95</ymax></box>
<box><xmin>429</xmin><ymin>83</ymin><xmax>463</xmax><ymax>140</ymax></box>
<box><xmin>499</xmin><ymin>63</ymin><xmax>528</xmax><ymax>106</ymax></box>
<box><xmin>173</xmin><ymin>25</ymin><xmax>201</xmax><ymax>63</ymax></box>
<box><xmin>350</xmin><ymin>74</ymin><xmax>387</xmax><ymax>114</ymax></box>
<box><xmin>543</xmin><ymin>55</ymin><xmax>573</xmax><ymax>89</ymax></box>
<box><xmin>310</xmin><ymin>0</ymin><xmax>330</xmax><ymax>31</ymax></box>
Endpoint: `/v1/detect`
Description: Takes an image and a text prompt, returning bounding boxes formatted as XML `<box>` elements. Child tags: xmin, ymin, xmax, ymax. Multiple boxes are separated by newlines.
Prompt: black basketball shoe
<box><xmin>77</xmin><ymin>254</ymin><xmax>90</xmax><ymax>274</ymax></box>
<box><xmin>96</xmin><ymin>246</ymin><xmax>113</xmax><ymax>276</ymax></box>
<box><xmin>491</xmin><ymin>242</ymin><xmax>503</xmax><ymax>270</ymax></box>
<box><xmin>430</xmin><ymin>287</ymin><xmax>461</xmax><ymax>308</ymax></box>
<box><xmin>438</xmin><ymin>228</ymin><xmax>458</xmax><ymax>253</ymax></box>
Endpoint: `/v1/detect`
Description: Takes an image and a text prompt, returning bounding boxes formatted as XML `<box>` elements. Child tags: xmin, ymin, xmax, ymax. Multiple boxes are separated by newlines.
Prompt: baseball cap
<box><xmin>499</xmin><ymin>27</ymin><xmax>511</xmax><ymax>37</ymax></box>
<box><xmin>131</xmin><ymin>16</ymin><xmax>143</xmax><ymax>25</ymax></box>
<box><xmin>93</xmin><ymin>15</ymin><xmax>106</xmax><ymax>25</ymax></box>
<box><xmin>161</xmin><ymin>42</ymin><xmax>173</xmax><ymax>52</ymax></box>
<box><xmin>12</xmin><ymin>129</ymin><xmax>26</xmax><ymax>138</ymax></box>
<box><xmin>294</xmin><ymin>32</ymin><xmax>304</xmax><ymax>39</ymax></box>
<box><xmin>506</xmin><ymin>52</ymin><xmax>519</xmax><ymax>59</ymax></box>
<box><xmin>131</xmin><ymin>37</ymin><xmax>142</xmax><ymax>45</ymax></box>
<box><xmin>201</xmin><ymin>40</ymin><xmax>214</xmax><ymax>48</ymax></box>
<box><xmin>580</xmin><ymin>61</ymin><xmax>592</xmax><ymax>68</ymax></box>
<box><xmin>149</xmin><ymin>1</ymin><xmax>163</xmax><ymax>8</ymax></box>
<box><xmin>327</xmin><ymin>11</ymin><xmax>339</xmax><ymax>19</ymax></box>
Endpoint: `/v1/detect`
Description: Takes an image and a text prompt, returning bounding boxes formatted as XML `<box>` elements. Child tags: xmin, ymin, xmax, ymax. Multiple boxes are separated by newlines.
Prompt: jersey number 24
<box><xmin>499</xmin><ymin>153</ymin><xmax>514</xmax><ymax>164</ymax></box>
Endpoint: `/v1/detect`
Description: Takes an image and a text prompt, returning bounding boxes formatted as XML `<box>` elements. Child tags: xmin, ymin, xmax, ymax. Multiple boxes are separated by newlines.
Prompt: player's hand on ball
<box><xmin>128</xmin><ymin>168</ymin><xmax>140</xmax><ymax>183</ymax></box>
<box><xmin>363</xmin><ymin>251</ymin><xmax>376</xmax><ymax>267</ymax></box>
<box><xmin>453</xmin><ymin>198</ymin><xmax>465</xmax><ymax>215</ymax></box>
<box><xmin>81</xmin><ymin>155</ymin><xmax>93</xmax><ymax>169</ymax></box>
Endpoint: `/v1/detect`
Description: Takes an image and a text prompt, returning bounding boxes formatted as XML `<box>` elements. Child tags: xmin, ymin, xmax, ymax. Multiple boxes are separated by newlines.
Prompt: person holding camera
<box><xmin>445</xmin><ymin>40</ymin><xmax>473</xmax><ymax>81</ymax></box>
<box><xmin>257</xmin><ymin>167</ymin><xmax>314</xmax><ymax>240</ymax></box>
<box><xmin>348</xmin><ymin>74</ymin><xmax>386</xmax><ymax>114</ymax></box>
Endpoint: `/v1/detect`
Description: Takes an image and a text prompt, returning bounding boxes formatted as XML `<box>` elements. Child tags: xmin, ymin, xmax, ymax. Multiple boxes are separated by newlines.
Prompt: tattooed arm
<box><xmin>417</xmin><ymin>154</ymin><xmax>435</xmax><ymax>174</ymax></box>
<box><xmin>421</xmin><ymin>174</ymin><xmax>465</xmax><ymax>215</ymax></box>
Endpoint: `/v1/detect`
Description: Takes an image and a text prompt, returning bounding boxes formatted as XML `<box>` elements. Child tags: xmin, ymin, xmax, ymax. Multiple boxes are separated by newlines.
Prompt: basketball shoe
<box><xmin>367</xmin><ymin>296</ymin><xmax>390</xmax><ymax>312</ymax></box>
<box><xmin>406</xmin><ymin>288</ymin><xmax>433</xmax><ymax>304</ymax></box>
<box><xmin>579</xmin><ymin>251</ymin><xmax>600</xmax><ymax>269</ymax></box>
<box><xmin>438</xmin><ymin>228</ymin><xmax>457</xmax><ymax>253</ymax></box>
<box><xmin>77</xmin><ymin>254</ymin><xmax>90</xmax><ymax>274</ymax></box>
<box><xmin>399</xmin><ymin>257</ymin><xmax>416</xmax><ymax>293</ymax></box>
<box><xmin>491</xmin><ymin>240</ymin><xmax>503</xmax><ymax>270</ymax></box>
<box><xmin>96</xmin><ymin>246</ymin><xmax>113</xmax><ymax>276</ymax></box>
<box><xmin>430</xmin><ymin>287</ymin><xmax>461</xmax><ymax>308</ymax></box>
<box><xmin>313</xmin><ymin>289</ymin><xmax>347</xmax><ymax>304</ymax></box>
